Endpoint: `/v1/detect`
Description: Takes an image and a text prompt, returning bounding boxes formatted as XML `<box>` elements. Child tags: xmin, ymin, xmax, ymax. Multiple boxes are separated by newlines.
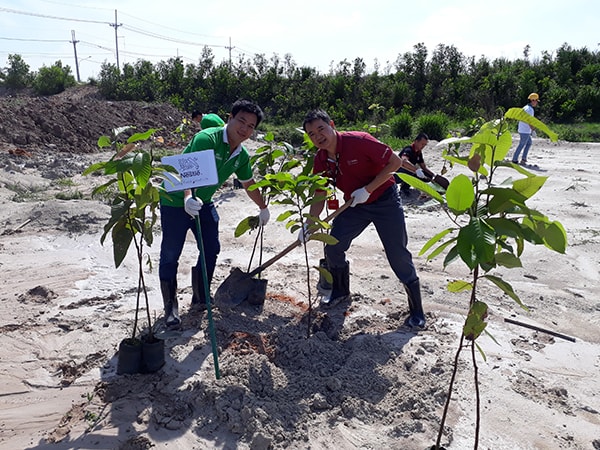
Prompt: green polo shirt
<box><xmin>160</xmin><ymin>126</ymin><xmax>253</xmax><ymax>207</ymax></box>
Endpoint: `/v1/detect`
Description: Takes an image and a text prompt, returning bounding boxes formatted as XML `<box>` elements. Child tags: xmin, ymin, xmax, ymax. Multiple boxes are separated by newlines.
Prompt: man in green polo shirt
<box><xmin>159</xmin><ymin>99</ymin><xmax>270</xmax><ymax>327</ymax></box>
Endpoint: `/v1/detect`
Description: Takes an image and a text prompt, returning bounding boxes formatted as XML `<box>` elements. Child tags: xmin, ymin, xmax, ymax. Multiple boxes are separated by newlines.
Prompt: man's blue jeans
<box><xmin>158</xmin><ymin>203</ymin><xmax>220</xmax><ymax>285</ymax></box>
<box><xmin>513</xmin><ymin>133</ymin><xmax>532</xmax><ymax>162</ymax></box>
<box><xmin>325</xmin><ymin>186</ymin><xmax>418</xmax><ymax>286</ymax></box>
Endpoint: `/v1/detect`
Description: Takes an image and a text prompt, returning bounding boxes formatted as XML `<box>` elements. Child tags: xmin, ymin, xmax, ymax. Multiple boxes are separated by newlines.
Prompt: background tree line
<box><xmin>2</xmin><ymin>42</ymin><xmax>600</xmax><ymax>142</ymax></box>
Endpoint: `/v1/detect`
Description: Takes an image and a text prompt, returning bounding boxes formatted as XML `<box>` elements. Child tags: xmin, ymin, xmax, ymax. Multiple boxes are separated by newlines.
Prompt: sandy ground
<box><xmin>0</xmin><ymin>137</ymin><xmax>599</xmax><ymax>450</ymax></box>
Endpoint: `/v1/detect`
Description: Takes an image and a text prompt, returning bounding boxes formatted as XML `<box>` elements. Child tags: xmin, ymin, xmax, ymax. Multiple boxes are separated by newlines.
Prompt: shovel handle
<box><xmin>248</xmin><ymin>200</ymin><xmax>352</xmax><ymax>277</ymax></box>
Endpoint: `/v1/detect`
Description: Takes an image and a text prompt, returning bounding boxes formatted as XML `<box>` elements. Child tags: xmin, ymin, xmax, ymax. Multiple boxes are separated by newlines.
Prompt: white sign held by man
<box><xmin>161</xmin><ymin>150</ymin><xmax>218</xmax><ymax>192</ymax></box>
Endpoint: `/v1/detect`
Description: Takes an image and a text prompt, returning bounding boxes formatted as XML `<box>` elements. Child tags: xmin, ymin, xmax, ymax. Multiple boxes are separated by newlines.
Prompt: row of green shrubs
<box><xmin>1</xmin><ymin>55</ymin><xmax>78</xmax><ymax>96</ymax></box>
<box><xmin>264</xmin><ymin>110</ymin><xmax>452</xmax><ymax>149</ymax></box>
<box><xmin>265</xmin><ymin>110</ymin><xmax>600</xmax><ymax>148</ymax></box>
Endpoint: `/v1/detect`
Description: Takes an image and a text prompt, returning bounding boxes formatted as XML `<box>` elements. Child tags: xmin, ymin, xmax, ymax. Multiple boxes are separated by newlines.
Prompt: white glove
<box><xmin>351</xmin><ymin>187</ymin><xmax>370</xmax><ymax>207</ymax></box>
<box><xmin>297</xmin><ymin>223</ymin><xmax>310</xmax><ymax>243</ymax></box>
<box><xmin>184</xmin><ymin>195</ymin><xmax>202</xmax><ymax>217</ymax></box>
<box><xmin>415</xmin><ymin>168</ymin><xmax>426</xmax><ymax>179</ymax></box>
<box><xmin>258</xmin><ymin>207</ymin><xmax>270</xmax><ymax>226</ymax></box>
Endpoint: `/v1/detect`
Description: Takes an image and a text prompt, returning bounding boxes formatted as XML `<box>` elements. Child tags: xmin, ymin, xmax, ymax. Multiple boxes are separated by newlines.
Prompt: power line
<box><xmin>120</xmin><ymin>24</ymin><xmax>227</xmax><ymax>49</ymax></box>
<box><xmin>0</xmin><ymin>6</ymin><xmax>274</xmax><ymax>76</ymax></box>
<box><xmin>0</xmin><ymin>7</ymin><xmax>109</xmax><ymax>25</ymax></box>
<box><xmin>0</xmin><ymin>36</ymin><xmax>70</xmax><ymax>43</ymax></box>
<box><xmin>117</xmin><ymin>10</ymin><xmax>223</xmax><ymax>41</ymax></box>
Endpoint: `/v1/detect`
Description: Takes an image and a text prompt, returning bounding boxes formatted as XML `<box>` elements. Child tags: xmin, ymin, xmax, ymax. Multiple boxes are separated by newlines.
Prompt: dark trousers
<box><xmin>395</xmin><ymin>168</ymin><xmax>415</xmax><ymax>192</ymax></box>
<box><xmin>158</xmin><ymin>203</ymin><xmax>220</xmax><ymax>284</ymax></box>
<box><xmin>325</xmin><ymin>186</ymin><xmax>418</xmax><ymax>285</ymax></box>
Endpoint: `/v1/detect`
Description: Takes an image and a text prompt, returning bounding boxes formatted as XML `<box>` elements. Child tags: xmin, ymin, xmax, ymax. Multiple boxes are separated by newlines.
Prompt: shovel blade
<box><xmin>215</xmin><ymin>267</ymin><xmax>268</xmax><ymax>308</ymax></box>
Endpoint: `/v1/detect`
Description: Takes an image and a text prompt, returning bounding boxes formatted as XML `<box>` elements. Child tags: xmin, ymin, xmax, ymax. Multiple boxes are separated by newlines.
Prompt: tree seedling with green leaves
<box><xmin>233</xmin><ymin>132</ymin><xmax>340</xmax><ymax>336</ymax></box>
<box><xmin>398</xmin><ymin>108</ymin><xmax>566</xmax><ymax>449</ymax></box>
<box><xmin>235</xmin><ymin>131</ymin><xmax>298</xmax><ymax>237</ymax></box>
<box><xmin>250</xmin><ymin>170</ymin><xmax>338</xmax><ymax>337</ymax></box>
<box><xmin>83</xmin><ymin>126</ymin><xmax>177</xmax><ymax>346</ymax></box>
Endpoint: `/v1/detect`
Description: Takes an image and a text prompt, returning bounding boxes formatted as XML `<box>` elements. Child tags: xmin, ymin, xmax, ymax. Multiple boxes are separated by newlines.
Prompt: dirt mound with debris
<box><xmin>0</xmin><ymin>85</ymin><xmax>187</xmax><ymax>155</ymax></box>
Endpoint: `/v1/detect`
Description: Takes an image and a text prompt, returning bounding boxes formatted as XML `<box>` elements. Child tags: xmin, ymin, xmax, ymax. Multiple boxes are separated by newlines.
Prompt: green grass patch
<box><xmin>5</xmin><ymin>182</ymin><xmax>49</xmax><ymax>202</ymax></box>
<box><xmin>53</xmin><ymin>177</ymin><xmax>76</xmax><ymax>187</ymax></box>
<box><xmin>55</xmin><ymin>191</ymin><xmax>83</xmax><ymax>200</ymax></box>
<box><xmin>549</xmin><ymin>122</ymin><xmax>600</xmax><ymax>142</ymax></box>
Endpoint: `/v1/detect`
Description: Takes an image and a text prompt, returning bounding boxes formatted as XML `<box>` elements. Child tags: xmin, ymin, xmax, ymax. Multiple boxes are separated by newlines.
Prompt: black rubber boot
<box><xmin>404</xmin><ymin>279</ymin><xmax>426</xmax><ymax>328</ymax></box>
<box><xmin>322</xmin><ymin>261</ymin><xmax>350</xmax><ymax>309</ymax></box>
<box><xmin>160</xmin><ymin>279</ymin><xmax>180</xmax><ymax>327</ymax></box>
<box><xmin>191</xmin><ymin>266</ymin><xmax>208</xmax><ymax>310</ymax></box>
<box><xmin>317</xmin><ymin>258</ymin><xmax>332</xmax><ymax>293</ymax></box>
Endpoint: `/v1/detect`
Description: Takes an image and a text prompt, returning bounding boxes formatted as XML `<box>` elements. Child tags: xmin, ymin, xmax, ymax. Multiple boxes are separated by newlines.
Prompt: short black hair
<box><xmin>231</xmin><ymin>99</ymin><xmax>264</xmax><ymax>127</ymax></box>
<box><xmin>191</xmin><ymin>110</ymin><xmax>201</xmax><ymax>120</ymax></box>
<box><xmin>415</xmin><ymin>132</ymin><xmax>429</xmax><ymax>141</ymax></box>
<box><xmin>302</xmin><ymin>109</ymin><xmax>331</xmax><ymax>131</ymax></box>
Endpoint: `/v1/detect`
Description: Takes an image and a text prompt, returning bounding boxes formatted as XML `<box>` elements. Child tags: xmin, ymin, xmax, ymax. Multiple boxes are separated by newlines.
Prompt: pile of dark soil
<box><xmin>0</xmin><ymin>85</ymin><xmax>188</xmax><ymax>154</ymax></box>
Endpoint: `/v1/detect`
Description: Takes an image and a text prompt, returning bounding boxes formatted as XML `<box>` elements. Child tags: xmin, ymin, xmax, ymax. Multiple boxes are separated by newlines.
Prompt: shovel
<box><xmin>399</xmin><ymin>160</ymin><xmax>450</xmax><ymax>190</ymax></box>
<box><xmin>215</xmin><ymin>201</ymin><xmax>352</xmax><ymax>308</ymax></box>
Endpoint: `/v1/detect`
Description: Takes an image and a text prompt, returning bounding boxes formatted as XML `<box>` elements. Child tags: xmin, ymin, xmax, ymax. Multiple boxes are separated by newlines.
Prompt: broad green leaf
<box><xmin>132</xmin><ymin>151</ymin><xmax>152</xmax><ymax>187</ymax></box>
<box><xmin>97</xmin><ymin>135</ymin><xmax>112</xmax><ymax>148</ymax></box>
<box><xmin>457</xmin><ymin>218</ymin><xmax>496</xmax><ymax>268</ymax></box>
<box><xmin>483</xmin><ymin>328</ymin><xmax>500</xmax><ymax>346</ymax></box>
<box><xmin>315</xmin><ymin>266</ymin><xmax>332</xmax><ymax>284</ymax></box>
<box><xmin>234</xmin><ymin>216</ymin><xmax>258</xmax><ymax>237</ymax></box>
<box><xmin>100</xmin><ymin>200</ymin><xmax>130</xmax><ymax>245</ymax></box>
<box><xmin>469</xmin><ymin>127</ymin><xmax>512</xmax><ymax>164</ymax></box>
<box><xmin>83</xmin><ymin>160</ymin><xmax>108</xmax><ymax>175</ymax></box>
<box><xmin>512</xmin><ymin>176</ymin><xmax>547</xmax><ymax>200</ymax></box>
<box><xmin>495</xmin><ymin>159</ymin><xmax>536</xmax><ymax>177</ymax></box>
<box><xmin>142</xmin><ymin>218</ymin><xmax>154</xmax><ymax>246</ymax></box>
<box><xmin>457</xmin><ymin>227</ymin><xmax>477</xmax><ymax>269</ymax></box>
<box><xmin>442</xmin><ymin>154</ymin><xmax>470</xmax><ymax>168</ymax></box>
<box><xmin>486</xmin><ymin>217</ymin><xmax>525</xmax><ymax>239</ymax></box>
<box><xmin>447</xmin><ymin>279</ymin><xmax>472</xmax><ymax>292</ymax></box>
<box><xmin>446</xmin><ymin>174</ymin><xmax>475</xmax><ymax>214</ymax></box>
<box><xmin>419</xmin><ymin>228</ymin><xmax>455</xmax><ymax>256</ymax></box>
<box><xmin>285</xmin><ymin>220</ymin><xmax>301</xmax><ymax>230</ymax></box>
<box><xmin>396</xmin><ymin>173</ymin><xmax>445</xmax><ymax>203</ymax></box>
<box><xmin>91</xmin><ymin>178</ymin><xmax>117</xmax><ymax>196</ymax></box>
<box><xmin>274</xmin><ymin>198</ymin><xmax>295</xmax><ymax>206</ymax></box>
<box><xmin>276</xmin><ymin>210</ymin><xmax>295</xmax><ymax>221</ymax></box>
<box><xmin>426</xmin><ymin>237</ymin><xmax>457</xmax><ymax>261</ymax></box>
<box><xmin>494</xmin><ymin>251</ymin><xmax>522</xmax><ymax>268</ymax></box>
<box><xmin>443</xmin><ymin>245</ymin><xmax>460</xmax><ymax>267</ymax></box>
<box><xmin>127</xmin><ymin>128</ymin><xmax>158</xmax><ymax>143</ymax></box>
<box><xmin>309</xmin><ymin>233</ymin><xmax>339</xmax><ymax>245</ymax></box>
<box><xmin>475</xmin><ymin>342</ymin><xmax>487</xmax><ymax>361</ymax></box>
<box><xmin>281</xmin><ymin>159</ymin><xmax>302</xmax><ymax>172</ymax></box>
<box><xmin>483</xmin><ymin>274</ymin><xmax>528</xmax><ymax>310</ymax></box>
<box><xmin>112</xmin><ymin>218</ymin><xmax>134</xmax><ymax>268</ymax></box>
<box><xmin>463</xmin><ymin>301</ymin><xmax>488</xmax><ymax>340</ymax></box>
<box><xmin>483</xmin><ymin>187</ymin><xmax>528</xmax><ymax>215</ymax></box>
<box><xmin>505</xmin><ymin>108</ymin><xmax>558</xmax><ymax>142</ymax></box>
<box><xmin>541</xmin><ymin>221</ymin><xmax>568</xmax><ymax>254</ymax></box>
<box><xmin>521</xmin><ymin>215</ymin><xmax>550</xmax><ymax>245</ymax></box>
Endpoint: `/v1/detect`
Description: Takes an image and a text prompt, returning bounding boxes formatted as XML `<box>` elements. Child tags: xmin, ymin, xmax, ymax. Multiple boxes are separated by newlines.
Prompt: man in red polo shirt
<box><xmin>299</xmin><ymin>109</ymin><xmax>426</xmax><ymax>328</ymax></box>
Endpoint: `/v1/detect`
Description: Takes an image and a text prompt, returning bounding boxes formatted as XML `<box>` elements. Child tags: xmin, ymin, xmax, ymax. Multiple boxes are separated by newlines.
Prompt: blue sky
<box><xmin>1</xmin><ymin>0</ymin><xmax>599</xmax><ymax>81</ymax></box>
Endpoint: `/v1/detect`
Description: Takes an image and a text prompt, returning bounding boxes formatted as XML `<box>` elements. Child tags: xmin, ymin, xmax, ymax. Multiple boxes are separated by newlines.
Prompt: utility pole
<box><xmin>226</xmin><ymin>37</ymin><xmax>235</xmax><ymax>66</ymax></box>
<box><xmin>110</xmin><ymin>9</ymin><xmax>122</xmax><ymax>70</ymax></box>
<box><xmin>71</xmin><ymin>30</ymin><xmax>81</xmax><ymax>82</ymax></box>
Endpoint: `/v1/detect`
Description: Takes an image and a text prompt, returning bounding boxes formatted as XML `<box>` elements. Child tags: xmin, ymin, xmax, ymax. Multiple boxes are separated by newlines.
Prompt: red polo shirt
<box><xmin>313</xmin><ymin>131</ymin><xmax>395</xmax><ymax>204</ymax></box>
